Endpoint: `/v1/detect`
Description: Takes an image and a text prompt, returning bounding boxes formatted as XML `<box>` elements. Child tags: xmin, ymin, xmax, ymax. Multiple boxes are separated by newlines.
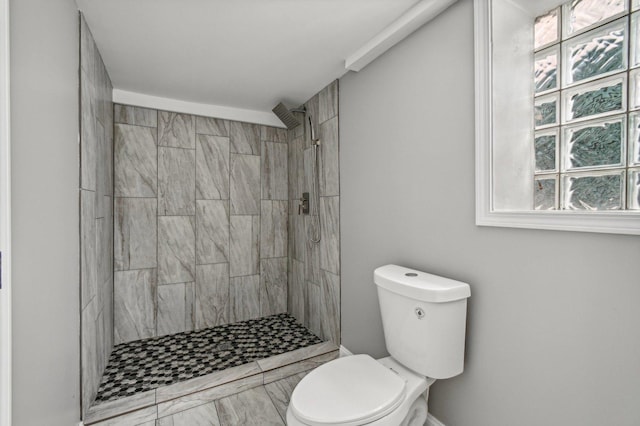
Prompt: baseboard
<box><xmin>426</xmin><ymin>413</ymin><xmax>446</xmax><ymax>426</ymax></box>
<box><xmin>339</xmin><ymin>345</ymin><xmax>353</xmax><ymax>357</ymax></box>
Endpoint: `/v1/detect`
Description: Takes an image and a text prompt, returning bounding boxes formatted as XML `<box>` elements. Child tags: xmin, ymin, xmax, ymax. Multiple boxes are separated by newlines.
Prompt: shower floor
<box><xmin>94</xmin><ymin>313</ymin><xmax>323</xmax><ymax>404</ymax></box>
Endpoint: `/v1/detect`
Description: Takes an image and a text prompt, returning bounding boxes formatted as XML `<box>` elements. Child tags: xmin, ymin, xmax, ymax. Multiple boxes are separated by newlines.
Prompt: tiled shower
<box><xmin>79</xmin><ymin>14</ymin><xmax>340</xmax><ymax>423</ymax></box>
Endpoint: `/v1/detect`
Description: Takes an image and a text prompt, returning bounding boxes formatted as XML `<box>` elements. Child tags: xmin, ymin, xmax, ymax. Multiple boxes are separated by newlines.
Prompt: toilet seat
<box><xmin>289</xmin><ymin>354</ymin><xmax>407</xmax><ymax>426</ymax></box>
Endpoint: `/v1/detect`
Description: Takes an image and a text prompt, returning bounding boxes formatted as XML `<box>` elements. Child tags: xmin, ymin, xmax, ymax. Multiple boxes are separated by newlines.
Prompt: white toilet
<box><xmin>286</xmin><ymin>264</ymin><xmax>471</xmax><ymax>426</ymax></box>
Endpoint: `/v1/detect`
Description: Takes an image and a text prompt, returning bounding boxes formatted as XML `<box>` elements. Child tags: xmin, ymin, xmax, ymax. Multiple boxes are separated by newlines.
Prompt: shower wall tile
<box><xmin>229</xmin><ymin>215</ymin><xmax>260</xmax><ymax>277</ymax></box>
<box><xmin>196</xmin><ymin>116</ymin><xmax>229</xmax><ymax>137</ymax></box>
<box><xmin>158</xmin><ymin>147</ymin><xmax>196</xmax><ymax>216</ymax></box>
<box><xmin>306</xmin><ymin>282</ymin><xmax>321</xmax><ymax>337</ymax></box>
<box><xmin>305</xmin><ymin>94</ymin><xmax>320</xmax><ymax>142</ymax></box>
<box><xmin>96</xmin><ymin>217</ymin><xmax>110</xmax><ymax>286</ymax></box>
<box><xmin>157</xmin><ymin>282</ymin><xmax>195</xmax><ymax>337</ymax></box>
<box><xmin>288</xmin><ymin>136</ymin><xmax>302</xmax><ymax>202</ymax></box>
<box><xmin>319</xmin><ymin>196</ymin><xmax>340</xmax><ymax>275</ymax></box>
<box><xmin>81</xmin><ymin>296</ymin><xmax>100</xmax><ymax>414</ymax></box>
<box><xmin>229</xmin><ymin>121</ymin><xmax>260</xmax><ymax>155</ymax></box>
<box><xmin>261</xmin><ymin>141</ymin><xmax>288</xmax><ymax>200</ymax></box>
<box><xmin>319</xmin><ymin>116</ymin><xmax>339</xmax><ymax>197</ymax></box>
<box><xmin>158</xmin><ymin>216</ymin><xmax>196</xmax><ymax>285</ymax></box>
<box><xmin>288</xmin><ymin>259</ymin><xmax>305</xmax><ymax>325</ymax></box>
<box><xmin>230</xmin><ymin>154</ymin><xmax>260</xmax><ymax>215</ymax></box>
<box><xmin>95</xmin><ymin>120</ymin><xmax>106</xmax><ymax>214</ymax></box>
<box><xmin>114</xmin><ymin>268</ymin><xmax>157</xmax><ymax>344</ymax></box>
<box><xmin>260</xmin><ymin>200</ymin><xmax>288</xmax><ymax>259</ymax></box>
<box><xmin>261</xmin><ymin>126</ymin><xmax>288</xmax><ymax>143</ymax></box>
<box><xmin>114</xmin><ymin>104</ymin><xmax>158</xmax><ymax>128</ymax></box>
<box><xmin>196</xmin><ymin>135</ymin><xmax>229</xmax><ymax>200</ymax></box>
<box><xmin>260</xmin><ymin>258</ymin><xmax>287</xmax><ymax>317</ymax></box>
<box><xmin>80</xmin><ymin>70</ymin><xmax>97</xmax><ymax>191</ymax></box>
<box><xmin>195</xmin><ymin>263</ymin><xmax>230</xmax><ymax>328</ymax></box>
<box><xmin>318</xmin><ymin>80</ymin><xmax>338</xmax><ymax>124</ymax></box>
<box><xmin>320</xmin><ymin>270</ymin><xmax>340</xmax><ymax>344</ymax></box>
<box><xmin>158</xmin><ymin>111</ymin><xmax>196</xmax><ymax>149</ymax></box>
<box><xmin>114</xmin><ymin>124</ymin><xmax>158</xmax><ymax>197</ymax></box>
<box><xmin>81</xmin><ymin>190</ymin><xmax>97</xmax><ymax>308</ymax></box>
<box><xmin>114</xmin><ymin>197</ymin><xmax>157</xmax><ymax>271</ymax></box>
<box><xmin>230</xmin><ymin>275</ymin><xmax>260</xmax><ymax>322</ymax></box>
<box><xmin>304</xmin><ymin>215</ymin><xmax>321</xmax><ymax>285</ymax></box>
<box><xmin>196</xmin><ymin>200</ymin><xmax>229</xmax><ymax>265</ymax></box>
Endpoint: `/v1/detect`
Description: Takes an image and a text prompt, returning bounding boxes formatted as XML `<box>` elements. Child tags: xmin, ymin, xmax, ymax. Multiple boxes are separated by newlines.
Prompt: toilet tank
<box><xmin>374</xmin><ymin>265</ymin><xmax>470</xmax><ymax>379</ymax></box>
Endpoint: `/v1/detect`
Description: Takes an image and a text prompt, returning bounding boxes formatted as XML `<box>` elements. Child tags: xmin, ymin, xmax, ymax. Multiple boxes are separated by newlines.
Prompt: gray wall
<box><xmin>79</xmin><ymin>13</ymin><xmax>114</xmax><ymax>418</ymax></box>
<box><xmin>339</xmin><ymin>1</ymin><xmax>640</xmax><ymax>425</ymax></box>
<box><xmin>10</xmin><ymin>0</ymin><xmax>81</xmax><ymax>424</ymax></box>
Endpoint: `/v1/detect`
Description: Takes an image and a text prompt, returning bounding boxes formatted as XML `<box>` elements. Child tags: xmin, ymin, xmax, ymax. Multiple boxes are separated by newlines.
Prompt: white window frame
<box><xmin>0</xmin><ymin>0</ymin><xmax>10</xmax><ymax>424</ymax></box>
<box><xmin>474</xmin><ymin>0</ymin><xmax>640</xmax><ymax>235</ymax></box>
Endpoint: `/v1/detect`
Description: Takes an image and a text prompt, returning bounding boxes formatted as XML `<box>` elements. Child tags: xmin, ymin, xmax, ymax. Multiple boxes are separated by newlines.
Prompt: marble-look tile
<box><xmin>256</xmin><ymin>341</ymin><xmax>338</xmax><ymax>372</ymax></box>
<box><xmin>230</xmin><ymin>275</ymin><xmax>260</xmax><ymax>322</ymax></box>
<box><xmin>80</xmin><ymin>70</ymin><xmax>97</xmax><ymax>191</ymax></box>
<box><xmin>287</xmin><ymin>136</ymin><xmax>301</xmax><ymax>202</ymax></box>
<box><xmin>196</xmin><ymin>135</ymin><xmax>229</xmax><ymax>200</ymax></box>
<box><xmin>195</xmin><ymin>263</ymin><xmax>230</xmax><ymax>329</ymax></box>
<box><xmin>196</xmin><ymin>116</ymin><xmax>229</xmax><ymax>137</ymax></box>
<box><xmin>262</xmin><ymin>350</ymin><xmax>338</xmax><ymax>384</ymax></box>
<box><xmin>100</xmin><ymin>271</ymin><xmax>115</xmax><ymax>362</ymax></box>
<box><xmin>320</xmin><ymin>270</ymin><xmax>340</xmax><ymax>344</ymax></box>
<box><xmin>157</xmin><ymin>374</ymin><xmax>263</xmax><ymax>419</ymax></box>
<box><xmin>88</xmin><ymin>405</ymin><xmax>157</xmax><ymax>426</ymax></box>
<box><xmin>260</xmin><ymin>201</ymin><xmax>287</xmax><ymax>259</ymax></box>
<box><xmin>114</xmin><ymin>124</ymin><xmax>157</xmax><ymax>197</ymax></box>
<box><xmin>304</xmin><ymin>215</ymin><xmax>321</xmax><ymax>285</ymax></box>
<box><xmin>264</xmin><ymin>372</ymin><xmax>307</xmax><ymax>420</ymax></box>
<box><xmin>318</xmin><ymin>80</ymin><xmax>338</xmax><ymax>123</ymax></box>
<box><xmin>114</xmin><ymin>104</ymin><xmax>157</xmax><ymax>127</ymax></box>
<box><xmin>304</xmin><ymin>94</ymin><xmax>320</xmax><ymax>143</ymax></box>
<box><xmin>156</xmin><ymin>361</ymin><xmax>261</xmax><ymax>403</ymax></box>
<box><xmin>196</xmin><ymin>200</ymin><xmax>229</xmax><ymax>265</ymax></box>
<box><xmin>96</xmin><ymin>217</ymin><xmax>109</xmax><ymax>286</ymax></box>
<box><xmin>85</xmin><ymin>389</ymin><xmax>156</xmax><ymax>424</ymax></box>
<box><xmin>215</xmin><ymin>386</ymin><xmax>284</xmax><ymax>426</ymax></box>
<box><xmin>287</xmin><ymin>259</ymin><xmax>305</xmax><ymax>325</ymax></box>
<box><xmin>80</xmin><ymin>14</ymin><xmax>96</xmax><ymax>80</ymax></box>
<box><xmin>230</xmin><ymin>154</ymin><xmax>260</xmax><ymax>215</ymax></box>
<box><xmin>114</xmin><ymin>198</ymin><xmax>157</xmax><ymax>271</ymax></box>
<box><xmin>157</xmin><ymin>282</ymin><xmax>195</xmax><ymax>337</ymax></box>
<box><xmin>229</xmin><ymin>121</ymin><xmax>260</xmax><ymax>155</ymax></box>
<box><xmin>319</xmin><ymin>116</ymin><xmax>339</xmax><ymax>197</ymax></box>
<box><xmin>260</xmin><ymin>126</ymin><xmax>288</xmax><ymax>143</ymax></box>
<box><xmin>290</xmin><ymin>210</ymin><xmax>306</xmax><ymax>262</ymax></box>
<box><xmin>261</xmin><ymin>141</ymin><xmax>288</xmax><ymax>200</ymax></box>
<box><xmin>306</xmin><ymin>282</ymin><xmax>321</xmax><ymax>337</ymax></box>
<box><xmin>158</xmin><ymin>147</ymin><xmax>196</xmax><ymax>216</ymax></box>
<box><xmin>157</xmin><ymin>402</ymin><xmax>220</xmax><ymax>426</ymax></box>
<box><xmin>158</xmin><ymin>111</ymin><xmax>195</xmax><ymax>149</ymax></box>
<box><xmin>114</xmin><ymin>269</ymin><xmax>156</xmax><ymax>344</ymax></box>
<box><xmin>81</xmin><ymin>190</ymin><xmax>97</xmax><ymax>308</ymax></box>
<box><xmin>81</xmin><ymin>297</ymin><xmax>99</xmax><ymax>417</ymax></box>
<box><xmin>95</xmin><ymin>120</ymin><xmax>107</xmax><ymax>214</ymax></box>
<box><xmin>229</xmin><ymin>215</ymin><xmax>259</xmax><ymax>277</ymax></box>
<box><xmin>319</xmin><ymin>196</ymin><xmax>340</xmax><ymax>274</ymax></box>
<box><xmin>260</xmin><ymin>258</ymin><xmax>287</xmax><ymax>317</ymax></box>
<box><xmin>158</xmin><ymin>216</ymin><xmax>196</xmax><ymax>285</ymax></box>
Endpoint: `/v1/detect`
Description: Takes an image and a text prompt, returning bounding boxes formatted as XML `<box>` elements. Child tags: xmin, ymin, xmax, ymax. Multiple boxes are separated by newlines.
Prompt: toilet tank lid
<box><xmin>374</xmin><ymin>264</ymin><xmax>470</xmax><ymax>303</ymax></box>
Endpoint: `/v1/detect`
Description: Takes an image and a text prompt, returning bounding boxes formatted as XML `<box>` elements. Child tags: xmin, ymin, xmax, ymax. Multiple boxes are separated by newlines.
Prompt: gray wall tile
<box><xmin>306</xmin><ymin>282</ymin><xmax>321</xmax><ymax>337</ymax></box>
<box><xmin>320</xmin><ymin>270</ymin><xmax>340</xmax><ymax>345</ymax></box>
<box><xmin>260</xmin><ymin>201</ymin><xmax>287</xmax><ymax>259</ymax></box>
<box><xmin>230</xmin><ymin>215</ymin><xmax>259</xmax><ymax>277</ymax></box>
<box><xmin>319</xmin><ymin>196</ymin><xmax>340</xmax><ymax>275</ymax></box>
<box><xmin>114</xmin><ymin>104</ymin><xmax>157</xmax><ymax>127</ymax></box>
<box><xmin>158</xmin><ymin>147</ymin><xmax>196</xmax><ymax>215</ymax></box>
<box><xmin>158</xmin><ymin>216</ymin><xmax>196</xmax><ymax>285</ymax></box>
<box><xmin>261</xmin><ymin>141</ymin><xmax>288</xmax><ymax>200</ymax></box>
<box><xmin>304</xmin><ymin>215</ymin><xmax>321</xmax><ymax>284</ymax></box>
<box><xmin>196</xmin><ymin>200</ymin><xmax>229</xmax><ymax>265</ymax></box>
<box><xmin>288</xmin><ymin>259</ymin><xmax>305</xmax><ymax>325</ymax></box>
<box><xmin>261</xmin><ymin>126</ymin><xmax>287</xmax><ymax>143</ymax></box>
<box><xmin>114</xmin><ymin>269</ymin><xmax>157</xmax><ymax>344</ymax></box>
<box><xmin>260</xmin><ymin>258</ymin><xmax>287</xmax><ymax>317</ymax></box>
<box><xmin>318</xmin><ymin>80</ymin><xmax>338</xmax><ymax>124</ymax></box>
<box><xmin>158</xmin><ymin>111</ymin><xmax>195</xmax><ymax>149</ymax></box>
<box><xmin>81</xmin><ymin>190</ymin><xmax>97</xmax><ymax>309</ymax></box>
<box><xmin>230</xmin><ymin>154</ymin><xmax>260</xmax><ymax>215</ymax></box>
<box><xmin>319</xmin><ymin>116</ymin><xmax>339</xmax><ymax>197</ymax></box>
<box><xmin>196</xmin><ymin>116</ymin><xmax>229</xmax><ymax>137</ymax></box>
<box><xmin>80</xmin><ymin>70</ymin><xmax>97</xmax><ymax>191</ymax></box>
<box><xmin>230</xmin><ymin>275</ymin><xmax>260</xmax><ymax>322</ymax></box>
<box><xmin>195</xmin><ymin>263</ymin><xmax>230</xmax><ymax>328</ymax></box>
<box><xmin>196</xmin><ymin>135</ymin><xmax>229</xmax><ymax>200</ymax></box>
<box><xmin>114</xmin><ymin>124</ymin><xmax>157</xmax><ymax>197</ymax></box>
<box><xmin>157</xmin><ymin>282</ymin><xmax>195</xmax><ymax>337</ymax></box>
<box><xmin>229</xmin><ymin>121</ymin><xmax>260</xmax><ymax>155</ymax></box>
<box><xmin>114</xmin><ymin>198</ymin><xmax>157</xmax><ymax>271</ymax></box>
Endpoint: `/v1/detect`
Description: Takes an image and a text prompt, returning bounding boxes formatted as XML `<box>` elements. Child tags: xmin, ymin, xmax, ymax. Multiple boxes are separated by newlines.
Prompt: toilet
<box><xmin>286</xmin><ymin>264</ymin><xmax>471</xmax><ymax>426</ymax></box>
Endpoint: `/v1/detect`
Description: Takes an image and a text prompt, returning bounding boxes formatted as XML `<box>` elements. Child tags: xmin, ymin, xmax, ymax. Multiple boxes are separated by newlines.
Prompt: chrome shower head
<box><xmin>272</xmin><ymin>102</ymin><xmax>304</xmax><ymax>130</ymax></box>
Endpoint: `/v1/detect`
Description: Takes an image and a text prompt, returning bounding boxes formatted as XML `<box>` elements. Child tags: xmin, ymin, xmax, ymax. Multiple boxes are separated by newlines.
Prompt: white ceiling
<box><xmin>76</xmin><ymin>0</ymin><xmax>419</xmax><ymax>115</ymax></box>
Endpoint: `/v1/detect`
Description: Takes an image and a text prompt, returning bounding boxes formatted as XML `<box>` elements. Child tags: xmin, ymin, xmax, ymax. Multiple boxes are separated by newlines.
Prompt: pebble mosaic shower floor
<box><xmin>94</xmin><ymin>313</ymin><xmax>322</xmax><ymax>404</ymax></box>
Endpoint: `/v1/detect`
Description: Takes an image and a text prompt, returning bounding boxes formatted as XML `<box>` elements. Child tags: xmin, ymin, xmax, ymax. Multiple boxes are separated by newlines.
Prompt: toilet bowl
<box><xmin>286</xmin><ymin>265</ymin><xmax>471</xmax><ymax>426</ymax></box>
<box><xmin>286</xmin><ymin>355</ymin><xmax>434</xmax><ymax>426</ymax></box>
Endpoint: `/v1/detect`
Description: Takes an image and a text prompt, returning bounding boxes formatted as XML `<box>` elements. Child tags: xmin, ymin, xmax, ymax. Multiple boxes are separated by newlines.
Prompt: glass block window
<box><xmin>533</xmin><ymin>0</ymin><xmax>640</xmax><ymax>210</ymax></box>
